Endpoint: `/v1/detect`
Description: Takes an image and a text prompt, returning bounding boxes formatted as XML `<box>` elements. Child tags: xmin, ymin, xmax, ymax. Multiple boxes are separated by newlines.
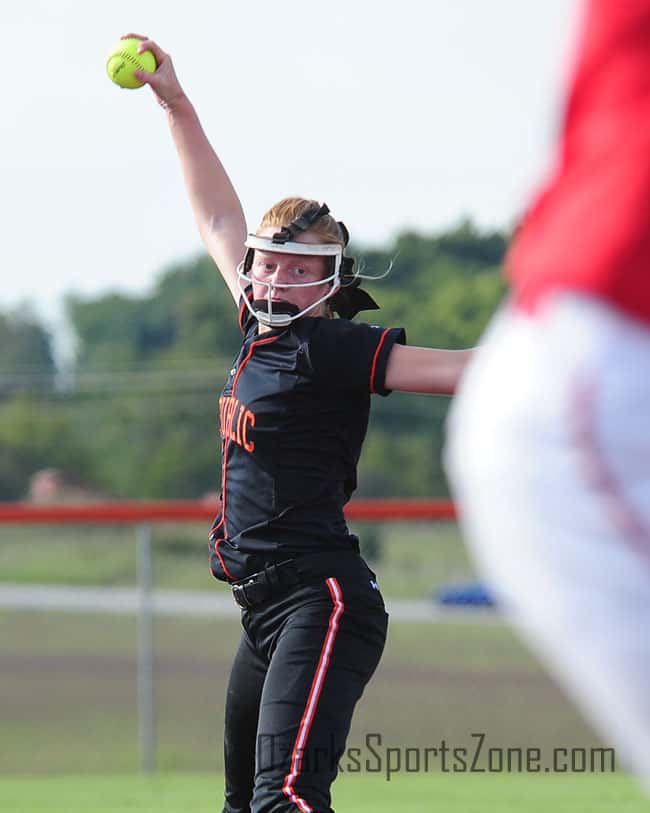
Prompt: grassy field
<box><xmin>2</xmin><ymin>523</ymin><xmax>645</xmax><ymax>810</ymax></box>
<box><xmin>0</xmin><ymin>520</ymin><xmax>473</xmax><ymax>598</ymax></box>
<box><xmin>0</xmin><ymin>772</ymin><xmax>647</xmax><ymax>812</ymax></box>
<box><xmin>2</xmin><ymin>610</ymin><xmax>613</xmax><ymax>774</ymax></box>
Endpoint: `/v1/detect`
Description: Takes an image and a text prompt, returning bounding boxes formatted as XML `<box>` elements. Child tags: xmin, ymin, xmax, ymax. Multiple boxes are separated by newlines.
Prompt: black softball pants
<box><xmin>222</xmin><ymin>555</ymin><xmax>388</xmax><ymax>813</ymax></box>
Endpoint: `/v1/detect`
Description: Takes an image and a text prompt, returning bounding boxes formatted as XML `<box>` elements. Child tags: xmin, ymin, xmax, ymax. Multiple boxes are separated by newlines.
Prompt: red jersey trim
<box><xmin>369</xmin><ymin>328</ymin><xmax>391</xmax><ymax>394</ymax></box>
<box><xmin>212</xmin><ymin>332</ymin><xmax>281</xmax><ymax>582</ymax></box>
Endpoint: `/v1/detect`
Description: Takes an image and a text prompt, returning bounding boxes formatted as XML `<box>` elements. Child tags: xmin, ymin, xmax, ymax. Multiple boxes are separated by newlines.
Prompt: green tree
<box><xmin>44</xmin><ymin>219</ymin><xmax>512</xmax><ymax>500</ymax></box>
<box><xmin>66</xmin><ymin>254</ymin><xmax>243</xmax><ymax>371</ymax></box>
<box><xmin>0</xmin><ymin>307</ymin><xmax>55</xmax><ymax>398</ymax></box>
<box><xmin>0</xmin><ymin>394</ymin><xmax>94</xmax><ymax>500</ymax></box>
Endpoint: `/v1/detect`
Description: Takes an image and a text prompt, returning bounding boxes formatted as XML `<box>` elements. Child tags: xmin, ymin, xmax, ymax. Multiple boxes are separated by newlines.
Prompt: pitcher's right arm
<box><xmin>127</xmin><ymin>33</ymin><xmax>246</xmax><ymax>304</ymax></box>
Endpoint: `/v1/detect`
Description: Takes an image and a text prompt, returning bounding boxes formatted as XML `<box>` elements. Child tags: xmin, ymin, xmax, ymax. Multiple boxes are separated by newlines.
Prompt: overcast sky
<box><xmin>2</xmin><ymin>0</ymin><xmax>578</xmax><ymax>331</ymax></box>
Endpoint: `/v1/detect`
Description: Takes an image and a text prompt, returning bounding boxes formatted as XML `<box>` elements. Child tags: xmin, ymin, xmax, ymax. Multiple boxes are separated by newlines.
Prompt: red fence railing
<box><xmin>0</xmin><ymin>498</ymin><xmax>456</xmax><ymax>524</ymax></box>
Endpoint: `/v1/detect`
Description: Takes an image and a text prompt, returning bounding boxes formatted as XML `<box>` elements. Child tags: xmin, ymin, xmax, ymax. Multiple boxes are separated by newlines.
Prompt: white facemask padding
<box><xmin>237</xmin><ymin>235</ymin><xmax>343</xmax><ymax>327</ymax></box>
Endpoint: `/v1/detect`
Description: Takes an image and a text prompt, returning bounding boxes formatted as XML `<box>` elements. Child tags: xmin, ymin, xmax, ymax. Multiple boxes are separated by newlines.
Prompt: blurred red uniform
<box><xmin>511</xmin><ymin>0</ymin><xmax>650</xmax><ymax>322</ymax></box>
<box><xmin>446</xmin><ymin>0</ymin><xmax>650</xmax><ymax>792</ymax></box>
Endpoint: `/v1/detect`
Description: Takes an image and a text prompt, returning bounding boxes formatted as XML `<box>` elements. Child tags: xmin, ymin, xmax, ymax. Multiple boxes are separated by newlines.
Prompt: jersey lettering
<box><xmin>219</xmin><ymin>395</ymin><xmax>256</xmax><ymax>453</ymax></box>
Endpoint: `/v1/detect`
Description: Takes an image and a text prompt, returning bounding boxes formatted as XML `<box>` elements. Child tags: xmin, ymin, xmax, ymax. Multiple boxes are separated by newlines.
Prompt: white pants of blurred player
<box><xmin>445</xmin><ymin>291</ymin><xmax>650</xmax><ymax>788</ymax></box>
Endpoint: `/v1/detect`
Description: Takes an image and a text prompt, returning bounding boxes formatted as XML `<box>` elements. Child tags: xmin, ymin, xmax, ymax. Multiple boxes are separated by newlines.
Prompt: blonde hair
<box><xmin>257</xmin><ymin>197</ymin><xmax>346</xmax><ymax>249</ymax></box>
<box><xmin>257</xmin><ymin>197</ymin><xmax>344</xmax><ymax>318</ymax></box>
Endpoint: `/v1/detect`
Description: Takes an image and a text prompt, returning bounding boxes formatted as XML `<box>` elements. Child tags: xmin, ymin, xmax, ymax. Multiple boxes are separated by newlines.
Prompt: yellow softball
<box><xmin>106</xmin><ymin>37</ymin><xmax>157</xmax><ymax>89</ymax></box>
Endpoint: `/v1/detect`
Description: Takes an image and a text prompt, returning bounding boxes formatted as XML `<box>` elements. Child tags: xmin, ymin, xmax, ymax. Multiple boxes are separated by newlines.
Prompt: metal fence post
<box><xmin>136</xmin><ymin>522</ymin><xmax>156</xmax><ymax>773</ymax></box>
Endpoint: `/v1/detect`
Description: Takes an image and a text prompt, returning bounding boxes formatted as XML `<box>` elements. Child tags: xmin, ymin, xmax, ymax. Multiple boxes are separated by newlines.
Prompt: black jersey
<box><xmin>208</xmin><ymin>297</ymin><xmax>406</xmax><ymax>582</ymax></box>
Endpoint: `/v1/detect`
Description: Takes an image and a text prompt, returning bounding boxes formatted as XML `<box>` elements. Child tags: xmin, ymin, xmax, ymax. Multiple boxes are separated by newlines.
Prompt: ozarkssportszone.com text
<box><xmin>257</xmin><ymin>732</ymin><xmax>616</xmax><ymax>781</ymax></box>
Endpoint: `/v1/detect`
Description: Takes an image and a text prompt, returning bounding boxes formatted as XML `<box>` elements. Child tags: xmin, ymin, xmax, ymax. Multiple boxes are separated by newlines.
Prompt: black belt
<box><xmin>231</xmin><ymin>560</ymin><xmax>301</xmax><ymax>609</ymax></box>
<box><xmin>230</xmin><ymin>551</ymin><xmax>362</xmax><ymax>609</ymax></box>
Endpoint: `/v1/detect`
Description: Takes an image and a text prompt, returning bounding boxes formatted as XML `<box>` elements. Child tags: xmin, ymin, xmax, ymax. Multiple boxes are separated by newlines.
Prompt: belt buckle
<box><xmin>232</xmin><ymin>581</ymin><xmax>253</xmax><ymax>609</ymax></box>
<box><xmin>232</xmin><ymin>565</ymin><xmax>292</xmax><ymax>609</ymax></box>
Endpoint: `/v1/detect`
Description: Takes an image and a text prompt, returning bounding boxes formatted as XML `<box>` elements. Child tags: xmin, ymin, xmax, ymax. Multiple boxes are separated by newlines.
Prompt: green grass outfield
<box><xmin>3</xmin><ymin>525</ymin><xmax>647</xmax><ymax>811</ymax></box>
<box><xmin>0</xmin><ymin>772</ymin><xmax>647</xmax><ymax>813</ymax></box>
<box><xmin>0</xmin><ymin>521</ymin><xmax>473</xmax><ymax>599</ymax></box>
<box><xmin>1</xmin><ymin>611</ymin><xmax>608</xmax><ymax>775</ymax></box>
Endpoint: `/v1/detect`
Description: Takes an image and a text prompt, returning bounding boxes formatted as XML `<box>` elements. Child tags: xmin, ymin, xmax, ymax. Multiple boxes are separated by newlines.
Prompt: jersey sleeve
<box><xmin>309</xmin><ymin>319</ymin><xmax>407</xmax><ymax>396</ymax></box>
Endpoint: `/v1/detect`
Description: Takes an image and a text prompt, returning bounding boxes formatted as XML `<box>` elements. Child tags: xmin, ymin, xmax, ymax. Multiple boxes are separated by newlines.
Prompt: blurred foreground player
<box><xmin>446</xmin><ymin>0</ymin><xmax>650</xmax><ymax>790</ymax></box>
